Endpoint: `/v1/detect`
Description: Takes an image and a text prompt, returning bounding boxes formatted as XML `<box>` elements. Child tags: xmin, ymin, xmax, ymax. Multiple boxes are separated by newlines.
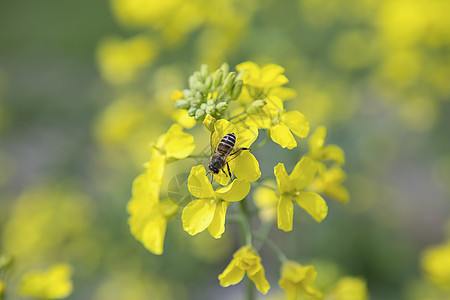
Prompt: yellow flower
<box><xmin>19</xmin><ymin>264</ymin><xmax>73</xmax><ymax>299</ymax></box>
<box><xmin>96</xmin><ymin>35</ymin><xmax>157</xmax><ymax>85</ymax></box>
<box><xmin>182</xmin><ymin>165</ymin><xmax>250</xmax><ymax>238</ymax></box>
<box><xmin>253</xmin><ymin>181</ymin><xmax>278</xmax><ymax>222</ymax></box>
<box><xmin>307</xmin><ymin>126</ymin><xmax>345</xmax><ymax>165</ymax></box>
<box><xmin>279</xmin><ymin>261</ymin><xmax>322</xmax><ymax>300</ymax></box>
<box><xmin>245</xmin><ymin>96</ymin><xmax>309</xmax><ymax>149</ymax></box>
<box><xmin>171</xmin><ymin>89</ymin><xmax>184</xmax><ymax>101</ymax></box>
<box><xmin>275</xmin><ymin>157</ymin><xmax>328</xmax><ymax>231</ymax></box>
<box><xmin>171</xmin><ymin>109</ymin><xmax>196</xmax><ymax>129</ymax></box>
<box><xmin>127</xmin><ymin>173</ymin><xmax>179</xmax><ymax>255</ymax></box>
<box><xmin>329</xmin><ymin>277</ymin><xmax>369</xmax><ymax>300</ymax></box>
<box><xmin>313</xmin><ymin>163</ymin><xmax>349</xmax><ymax>204</ymax></box>
<box><xmin>236</xmin><ymin>61</ymin><xmax>297</xmax><ymax>102</ymax></box>
<box><xmin>211</xmin><ymin>119</ymin><xmax>261</xmax><ymax>186</ymax></box>
<box><xmin>147</xmin><ymin>123</ymin><xmax>195</xmax><ymax>184</ymax></box>
<box><xmin>218</xmin><ymin>245</ymin><xmax>270</xmax><ymax>294</ymax></box>
<box><xmin>421</xmin><ymin>241</ymin><xmax>450</xmax><ymax>288</ymax></box>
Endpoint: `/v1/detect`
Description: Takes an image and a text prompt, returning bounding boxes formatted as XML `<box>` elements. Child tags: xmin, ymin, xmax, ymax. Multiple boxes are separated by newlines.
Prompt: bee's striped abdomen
<box><xmin>217</xmin><ymin>133</ymin><xmax>235</xmax><ymax>155</ymax></box>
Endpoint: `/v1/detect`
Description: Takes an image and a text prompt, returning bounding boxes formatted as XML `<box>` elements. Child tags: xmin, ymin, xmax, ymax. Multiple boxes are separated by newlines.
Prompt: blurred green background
<box><xmin>1</xmin><ymin>0</ymin><xmax>450</xmax><ymax>299</ymax></box>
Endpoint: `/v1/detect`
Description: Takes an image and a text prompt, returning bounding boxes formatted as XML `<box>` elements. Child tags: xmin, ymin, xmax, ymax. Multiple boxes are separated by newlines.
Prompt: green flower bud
<box><xmin>194</xmin><ymin>71</ymin><xmax>203</xmax><ymax>82</ymax></box>
<box><xmin>223</xmin><ymin>72</ymin><xmax>236</xmax><ymax>92</ymax></box>
<box><xmin>195</xmin><ymin>91</ymin><xmax>203</xmax><ymax>100</ymax></box>
<box><xmin>200</xmin><ymin>64</ymin><xmax>209</xmax><ymax>80</ymax></box>
<box><xmin>217</xmin><ymin>91</ymin><xmax>227</xmax><ymax>101</ymax></box>
<box><xmin>189</xmin><ymin>75</ymin><xmax>196</xmax><ymax>90</ymax></box>
<box><xmin>220</xmin><ymin>63</ymin><xmax>229</xmax><ymax>78</ymax></box>
<box><xmin>204</xmin><ymin>76</ymin><xmax>212</xmax><ymax>91</ymax></box>
<box><xmin>175</xmin><ymin>99</ymin><xmax>190</xmax><ymax>109</ymax></box>
<box><xmin>187</xmin><ymin>107</ymin><xmax>197</xmax><ymax>116</ymax></box>
<box><xmin>191</xmin><ymin>99</ymin><xmax>201</xmax><ymax>108</ymax></box>
<box><xmin>183</xmin><ymin>89</ymin><xmax>193</xmax><ymax>98</ymax></box>
<box><xmin>193</xmin><ymin>81</ymin><xmax>206</xmax><ymax>93</ymax></box>
<box><xmin>205</xmin><ymin>105</ymin><xmax>214</xmax><ymax>114</ymax></box>
<box><xmin>207</xmin><ymin>98</ymin><xmax>215</xmax><ymax>106</ymax></box>
<box><xmin>200</xmin><ymin>103</ymin><xmax>208</xmax><ymax>110</ymax></box>
<box><xmin>247</xmin><ymin>100</ymin><xmax>266</xmax><ymax>113</ymax></box>
<box><xmin>195</xmin><ymin>109</ymin><xmax>206</xmax><ymax>120</ymax></box>
<box><xmin>216</xmin><ymin>102</ymin><xmax>228</xmax><ymax>113</ymax></box>
<box><xmin>231</xmin><ymin>80</ymin><xmax>243</xmax><ymax>100</ymax></box>
<box><xmin>213</xmin><ymin>69</ymin><xmax>223</xmax><ymax>86</ymax></box>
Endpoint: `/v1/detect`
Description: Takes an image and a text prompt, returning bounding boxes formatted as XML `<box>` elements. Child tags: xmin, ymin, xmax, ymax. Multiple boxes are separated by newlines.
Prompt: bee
<box><xmin>208</xmin><ymin>133</ymin><xmax>249</xmax><ymax>178</ymax></box>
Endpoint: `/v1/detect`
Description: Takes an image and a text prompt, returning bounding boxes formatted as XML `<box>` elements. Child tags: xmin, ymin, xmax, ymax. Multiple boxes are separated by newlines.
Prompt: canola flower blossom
<box><xmin>19</xmin><ymin>264</ymin><xmax>73</xmax><ymax>299</ymax></box>
<box><xmin>127</xmin><ymin>62</ymin><xmax>352</xmax><ymax>298</ymax></box>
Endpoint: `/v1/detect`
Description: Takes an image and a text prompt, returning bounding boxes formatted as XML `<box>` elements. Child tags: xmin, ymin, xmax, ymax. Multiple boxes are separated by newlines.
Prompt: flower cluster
<box><xmin>174</xmin><ymin>63</ymin><xmax>243</xmax><ymax>121</ymax></box>
<box><xmin>128</xmin><ymin>62</ymin><xmax>352</xmax><ymax>299</ymax></box>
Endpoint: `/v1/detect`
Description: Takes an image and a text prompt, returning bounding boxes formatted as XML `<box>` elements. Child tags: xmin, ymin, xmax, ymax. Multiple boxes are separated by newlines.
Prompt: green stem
<box><xmin>228</xmin><ymin>111</ymin><xmax>247</xmax><ymax>121</ymax></box>
<box><xmin>186</xmin><ymin>154</ymin><xmax>210</xmax><ymax>158</ymax></box>
<box><xmin>250</xmin><ymin>135</ymin><xmax>270</xmax><ymax>151</ymax></box>
<box><xmin>238</xmin><ymin>199</ymin><xmax>253</xmax><ymax>246</ymax></box>
<box><xmin>245</xmin><ymin>276</ymin><xmax>255</xmax><ymax>300</ymax></box>
<box><xmin>251</xmin><ymin>181</ymin><xmax>276</xmax><ymax>191</ymax></box>
<box><xmin>254</xmin><ymin>233</ymin><xmax>288</xmax><ymax>263</ymax></box>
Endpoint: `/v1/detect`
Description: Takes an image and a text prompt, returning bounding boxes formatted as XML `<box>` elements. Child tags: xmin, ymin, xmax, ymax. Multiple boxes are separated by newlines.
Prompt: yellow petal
<box><xmin>295</xmin><ymin>192</ymin><xmax>328</xmax><ymax>223</ymax></box>
<box><xmin>321</xmin><ymin>145</ymin><xmax>345</xmax><ymax>165</ymax></box>
<box><xmin>274</xmin><ymin>163</ymin><xmax>292</xmax><ymax>193</ymax></box>
<box><xmin>236</xmin><ymin>61</ymin><xmax>261</xmax><ymax>78</ymax></box>
<box><xmin>248</xmin><ymin>268</ymin><xmax>271</xmax><ymax>294</ymax></box>
<box><xmin>146</xmin><ymin>150</ymin><xmax>165</xmax><ymax>184</ymax></box>
<box><xmin>213</xmin><ymin>171</ymin><xmax>231</xmax><ymax>186</ymax></box>
<box><xmin>279</xmin><ymin>262</ymin><xmax>323</xmax><ymax>300</ymax></box>
<box><xmin>188</xmin><ymin>165</ymin><xmax>214</xmax><ymax>198</ymax></box>
<box><xmin>141</xmin><ymin>216</ymin><xmax>167</xmax><ymax>255</ymax></box>
<box><xmin>182</xmin><ymin>199</ymin><xmax>216</xmax><ymax>236</ymax></box>
<box><xmin>214</xmin><ymin>119</ymin><xmax>258</xmax><ymax>149</ymax></box>
<box><xmin>282</xmin><ymin>110</ymin><xmax>309</xmax><ymax>138</ymax></box>
<box><xmin>218</xmin><ymin>259</ymin><xmax>246</xmax><ymax>287</ymax></box>
<box><xmin>215</xmin><ymin>179</ymin><xmax>251</xmax><ymax>202</ymax></box>
<box><xmin>270</xmin><ymin>124</ymin><xmax>297</xmax><ymax>149</ymax></box>
<box><xmin>128</xmin><ymin>172</ymin><xmax>160</xmax><ymax>213</ymax></box>
<box><xmin>164</xmin><ymin>123</ymin><xmax>195</xmax><ymax>159</ymax></box>
<box><xmin>261</xmin><ymin>64</ymin><xmax>288</xmax><ymax>87</ymax></box>
<box><xmin>208</xmin><ymin>201</ymin><xmax>228</xmax><ymax>239</ymax></box>
<box><xmin>309</xmin><ymin>126</ymin><xmax>326</xmax><ymax>153</ymax></box>
<box><xmin>279</xmin><ymin>278</ymin><xmax>300</xmax><ymax>300</ymax></box>
<box><xmin>245</xmin><ymin>112</ymin><xmax>272</xmax><ymax>129</ymax></box>
<box><xmin>277</xmin><ymin>195</ymin><xmax>294</xmax><ymax>232</ymax></box>
<box><xmin>253</xmin><ymin>183</ymin><xmax>278</xmax><ymax>222</ymax></box>
<box><xmin>290</xmin><ymin>156</ymin><xmax>318</xmax><ymax>190</ymax></box>
<box><xmin>231</xmin><ymin>151</ymin><xmax>261</xmax><ymax>182</ymax></box>
<box><xmin>171</xmin><ymin>109</ymin><xmax>196</xmax><ymax>129</ymax></box>
<box><xmin>270</xmin><ymin>87</ymin><xmax>297</xmax><ymax>100</ymax></box>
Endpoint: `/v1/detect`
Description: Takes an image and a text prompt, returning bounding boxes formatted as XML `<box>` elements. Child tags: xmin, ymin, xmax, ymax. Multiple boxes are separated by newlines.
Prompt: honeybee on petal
<box><xmin>208</xmin><ymin>133</ymin><xmax>249</xmax><ymax>178</ymax></box>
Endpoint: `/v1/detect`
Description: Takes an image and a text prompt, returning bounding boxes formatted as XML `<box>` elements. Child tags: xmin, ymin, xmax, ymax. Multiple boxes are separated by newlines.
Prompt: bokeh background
<box><xmin>1</xmin><ymin>0</ymin><xmax>450</xmax><ymax>299</ymax></box>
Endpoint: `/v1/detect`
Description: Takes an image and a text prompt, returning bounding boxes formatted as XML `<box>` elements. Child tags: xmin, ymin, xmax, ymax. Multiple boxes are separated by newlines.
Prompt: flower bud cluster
<box><xmin>174</xmin><ymin>63</ymin><xmax>243</xmax><ymax>121</ymax></box>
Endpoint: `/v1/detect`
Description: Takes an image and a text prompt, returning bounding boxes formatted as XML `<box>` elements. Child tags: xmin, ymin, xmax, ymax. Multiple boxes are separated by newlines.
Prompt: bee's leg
<box><xmin>226</xmin><ymin>162</ymin><xmax>232</xmax><ymax>178</ymax></box>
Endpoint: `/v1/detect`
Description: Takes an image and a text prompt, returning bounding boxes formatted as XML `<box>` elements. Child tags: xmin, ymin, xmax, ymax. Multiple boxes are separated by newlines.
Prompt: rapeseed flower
<box><xmin>279</xmin><ymin>261</ymin><xmax>322</xmax><ymax>300</ymax></box>
<box><xmin>127</xmin><ymin>173</ymin><xmax>178</xmax><ymax>255</ymax></box>
<box><xmin>328</xmin><ymin>277</ymin><xmax>369</xmax><ymax>300</ymax></box>
<box><xmin>19</xmin><ymin>264</ymin><xmax>73</xmax><ymax>299</ymax></box>
<box><xmin>275</xmin><ymin>156</ymin><xmax>328</xmax><ymax>231</ymax></box>
<box><xmin>218</xmin><ymin>245</ymin><xmax>270</xmax><ymax>294</ymax></box>
<box><xmin>245</xmin><ymin>96</ymin><xmax>309</xmax><ymax>149</ymax></box>
<box><xmin>211</xmin><ymin>119</ymin><xmax>260</xmax><ymax>185</ymax></box>
<box><xmin>421</xmin><ymin>241</ymin><xmax>450</xmax><ymax>288</ymax></box>
<box><xmin>307</xmin><ymin>126</ymin><xmax>344</xmax><ymax>165</ymax></box>
<box><xmin>313</xmin><ymin>163</ymin><xmax>349</xmax><ymax>204</ymax></box>
<box><xmin>182</xmin><ymin>165</ymin><xmax>250</xmax><ymax>238</ymax></box>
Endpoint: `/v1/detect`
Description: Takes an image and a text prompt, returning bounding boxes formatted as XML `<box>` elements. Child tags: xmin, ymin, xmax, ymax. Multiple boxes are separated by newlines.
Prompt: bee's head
<box><xmin>208</xmin><ymin>163</ymin><xmax>219</xmax><ymax>174</ymax></box>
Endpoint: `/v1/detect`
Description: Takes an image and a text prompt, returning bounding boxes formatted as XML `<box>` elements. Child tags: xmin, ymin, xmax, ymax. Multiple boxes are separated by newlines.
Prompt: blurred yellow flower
<box><xmin>327</xmin><ymin>277</ymin><xmax>369</xmax><ymax>300</ymax></box>
<box><xmin>147</xmin><ymin>123</ymin><xmax>195</xmax><ymax>184</ymax></box>
<box><xmin>96</xmin><ymin>35</ymin><xmax>157</xmax><ymax>85</ymax></box>
<box><xmin>127</xmin><ymin>173</ymin><xmax>179</xmax><ymax>255</ymax></box>
<box><xmin>19</xmin><ymin>264</ymin><xmax>73</xmax><ymax>299</ymax></box>
<box><xmin>182</xmin><ymin>165</ymin><xmax>250</xmax><ymax>239</ymax></box>
<box><xmin>421</xmin><ymin>241</ymin><xmax>450</xmax><ymax>288</ymax></box>
<box><xmin>171</xmin><ymin>109</ymin><xmax>196</xmax><ymax>129</ymax></box>
<box><xmin>236</xmin><ymin>61</ymin><xmax>297</xmax><ymax>103</ymax></box>
<box><xmin>279</xmin><ymin>261</ymin><xmax>322</xmax><ymax>300</ymax></box>
<box><xmin>252</xmin><ymin>181</ymin><xmax>278</xmax><ymax>222</ymax></box>
<box><xmin>211</xmin><ymin>119</ymin><xmax>260</xmax><ymax>185</ymax></box>
<box><xmin>307</xmin><ymin>126</ymin><xmax>345</xmax><ymax>165</ymax></box>
<box><xmin>275</xmin><ymin>157</ymin><xmax>328</xmax><ymax>231</ymax></box>
<box><xmin>246</xmin><ymin>96</ymin><xmax>309</xmax><ymax>149</ymax></box>
<box><xmin>218</xmin><ymin>245</ymin><xmax>270</xmax><ymax>294</ymax></box>
<box><xmin>313</xmin><ymin>163</ymin><xmax>349</xmax><ymax>204</ymax></box>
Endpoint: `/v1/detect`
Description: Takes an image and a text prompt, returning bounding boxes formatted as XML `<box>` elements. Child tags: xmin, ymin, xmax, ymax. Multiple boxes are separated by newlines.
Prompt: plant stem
<box><xmin>228</xmin><ymin>111</ymin><xmax>247</xmax><ymax>121</ymax></box>
<box><xmin>254</xmin><ymin>233</ymin><xmax>288</xmax><ymax>263</ymax></box>
<box><xmin>239</xmin><ymin>199</ymin><xmax>252</xmax><ymax>246</ymax></box>
<box><xmin>251</xmin><ymin>135</ymin><xmax>270</xmax><ymax>151</ymax></box>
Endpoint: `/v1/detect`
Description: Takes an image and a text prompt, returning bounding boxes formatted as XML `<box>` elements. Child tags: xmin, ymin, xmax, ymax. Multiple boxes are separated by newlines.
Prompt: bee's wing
<box><xmin>225</xmin><ymin>147</ymin><xmax>248</xmax><ymax>163</ymax></box>
<box><xmin>210</xmin><ymin>130</ymin><xmax>220</xmax><ymax>154</ymax></box>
